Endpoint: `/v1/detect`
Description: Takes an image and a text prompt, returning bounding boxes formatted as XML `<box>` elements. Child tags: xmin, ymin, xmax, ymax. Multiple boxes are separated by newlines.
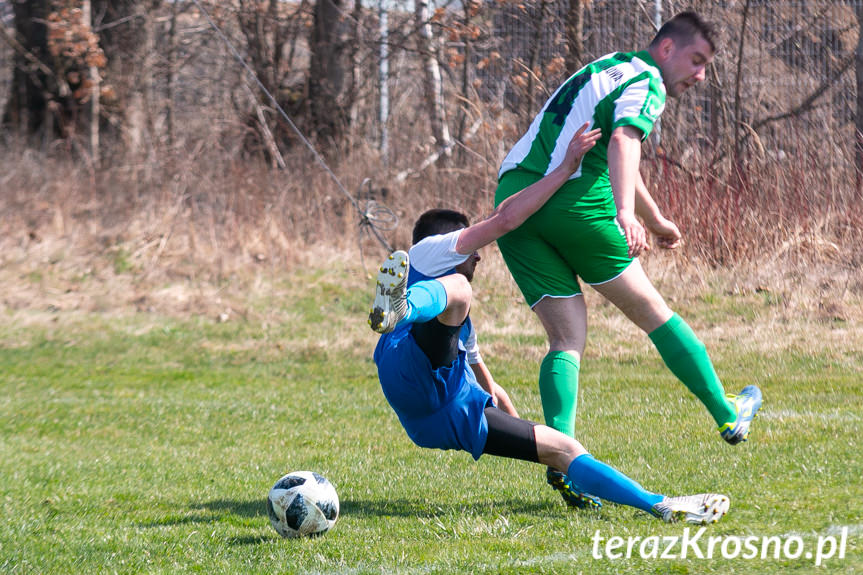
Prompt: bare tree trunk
<box><xmin>268</xmin><ymin>0</ymin><xmax>281</xmax><ymax>89</ymax></box>
<box><xmin>733</xmin><ymin>0</ymin><xmax>751</xmax><ymax>184</ymax></box>
<box><xmin>2</xmin><ymin>0</ymin><xmax>103</xmax><ymax>151</ymax></box>
<box><xmin>415</xmin><ymin>0</ymin><xmax>451</xmax><ymax>158</ymax></box>
<box><xmin>309</xmin><ymin>0</ymin><xmax>350</xmax><ymax>146</ymax></box>
<box><xmin>649</xmin><ymin>0</ymin><xmax>662</xmax><ymax>149</ymax></box>
<box><xmin>1</xmin><ymin>0</ymin><xmax>53</xmax><ymax>140</ymax></box>
<box><xmin>856</xmin><ymin>3</ymin><xmax>863</xmax><ymax>199</ymax></box>
<box><xmin>96</xmin><ymin>0</ymin><xmax>154</xmax><ymax>155</ymax></box>
<box><xmin>525</xmin><ymin>0</ymin><xmax>550</xmax><ymax>118</ymax></box>
<box><xmin>377</xmin><ymin>0</ymin><xmax>388</xmax><ymax>161</ymax></box>
<box><xmin>245</xmin><ymin>83</ymin><xmax>286</xmax><ymax>170</ymax></box>
<box><xmin>82</xmin><ymin>0</ymin><xmax>100</xmax><ymax>167</ymax></box>
<box><xmin>708</xmin><ymin>62</ymin><xmax>729</xmax><ymax>161</ymax></box>
<box><xmin>348</xmin><ymin>0</ymin><xmax>363</xmax><ymax>131</ymax></box>
<box><xmin>166</xmin><ymin>0</ymin><xmax>180</xmax><ymax>149</ymax></box>
<box><xmin>565</xmin><ymin>0</ymin><xmax>585</xmax><ymax>76</ymax></box>
<box><xmin>455</xmin><ymin>0</ymin><xmax>472</xmax><ymax>151</ymax></box>
<box><xmin>236</xmin><ymin>0</ymin><xmax>306</xmax><ymax>157</ymax></box>
<box><xmin>126</xmin><ymin>2</ymin><xmax>156</xmax><ymax>160</ymax></box>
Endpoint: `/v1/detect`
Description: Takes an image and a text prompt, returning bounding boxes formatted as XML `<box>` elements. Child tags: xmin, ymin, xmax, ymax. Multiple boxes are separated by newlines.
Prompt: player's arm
<box><xmin>634</xmin><ymin>170</ymin><xmax>661</xmax><ymax>222</ymax></box>
<box><xmin>608</xmin><ymin>125</ymin><xmax>650</xmax><ymax>258</ymax></box>
<box><xmin>463</xmin><ymin>324</ymin><xmax>519</xmax><ymax>417</ymax></box>
<box><xmin>470</xmin><ymin>359</ymin><xmax>519</xmax><ymax>418</ymax></box>
<box><xmin>455</xmin><ymin>123</ymin><xmax>601</xmax><ymax>255</ymax></box>
<box><xmin>635</xmin><ymin>171</ymin><xmax>682</xmax><ymax>249</ymax></box>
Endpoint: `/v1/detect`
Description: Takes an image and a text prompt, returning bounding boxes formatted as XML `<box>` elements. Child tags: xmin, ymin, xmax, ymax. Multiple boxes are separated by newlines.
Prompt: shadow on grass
<box><xmin>138</xmin><ymin>495</ymin><xmax>579</xmax><ymax>545</ymax></box>
<box><xmin>194</xmin><ymin>498</ymin><xmax>266</xmax><ymax>517</ymax></box>
<box><xmin>137</xmin><ymin>498</ymin><xmax>266</xmax><ymax>528</ymax></box>
<box><xmin>342</xmin><ymin>497</ymin><xmax>556</xmax><ymax>518</ymax></box>
<box><xmin>228</xmin><ymin>534</ymin><xmax>278</xmax><ymax>546</ymax></box>
<box><xmin>137</xmin><ymin>498</ymin><xmax>288</xmax><ymax>546</ymax></box>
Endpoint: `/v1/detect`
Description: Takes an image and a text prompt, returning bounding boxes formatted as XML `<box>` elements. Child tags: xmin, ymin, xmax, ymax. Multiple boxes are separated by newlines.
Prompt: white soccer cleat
<box><xmin>368</xmin><ymin>250</ymin><xmax>409</xmax><ymax>334</ymax></box>
<box><xmin>651</xmin><ymin>493</ymin><xmax>730</xmax><ymax>524</ymax></box>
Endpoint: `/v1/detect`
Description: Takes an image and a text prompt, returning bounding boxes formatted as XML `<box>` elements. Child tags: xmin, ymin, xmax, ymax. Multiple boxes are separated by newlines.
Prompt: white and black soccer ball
<box><xmin>267</xmin><ymin>471</ymin><xmax>339</xmax><ymax>538</ymax></box>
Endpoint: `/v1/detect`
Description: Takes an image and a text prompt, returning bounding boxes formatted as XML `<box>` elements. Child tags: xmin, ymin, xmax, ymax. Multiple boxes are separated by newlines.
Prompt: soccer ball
<box><xmin>267</xmin><ymin>471</ymin><xmax>339</xmax><ymax>538</ymax></box>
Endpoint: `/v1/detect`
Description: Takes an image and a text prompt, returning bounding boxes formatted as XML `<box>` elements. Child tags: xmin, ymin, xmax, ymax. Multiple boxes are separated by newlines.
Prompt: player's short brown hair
<box><xmin>650</xmin><ymin>11</ymin><xmax>717</xmax><ymax>53</ymax></box>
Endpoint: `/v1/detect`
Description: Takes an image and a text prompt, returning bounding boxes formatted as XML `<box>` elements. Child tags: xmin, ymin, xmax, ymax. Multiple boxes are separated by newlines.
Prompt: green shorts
<box><xmin>495</xmin><ymin>169</ymin><xmax>634</xmax><ymax>307</ymax></box>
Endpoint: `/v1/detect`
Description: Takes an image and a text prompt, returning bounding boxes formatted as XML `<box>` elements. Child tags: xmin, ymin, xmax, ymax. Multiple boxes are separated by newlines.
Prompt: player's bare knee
<box><xmin>435</xmin><ymin>274</ymin><xmax>472</xmax><ymax>324</ymax></box>
<box><xmin>544</xmin><ymin>327</ymin><xmax>583</xmax><ymax>354</ymax></box>
<box><xmin>534</xmin><ymin>296</ymin><xmax>587</xmax><ymax>353</ymax></box>
<box><xmin>611</xmin><ymin>294</ymin><xmax>672</xmax><ymax>332</ymax></box>
<box><xmin>442</xmin><ymin>274</ymin><xmax>472</xmax><ymax>307</ymax></box>
<box><xmin>535</xmin><ymin>425</ymin><xmax>588</xmax><ymax>470</ymax></box>
<box><xmin>564</xmin><ymin>436</ymin><xmax>588</xmax><ymax>460</ymax></box>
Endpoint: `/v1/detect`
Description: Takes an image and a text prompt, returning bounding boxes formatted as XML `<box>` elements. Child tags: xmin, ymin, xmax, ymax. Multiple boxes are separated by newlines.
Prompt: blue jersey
<box><xmin>373</xmin><ymin>230</ymin><xmax>493</xmax><ymax>460</ymax></box>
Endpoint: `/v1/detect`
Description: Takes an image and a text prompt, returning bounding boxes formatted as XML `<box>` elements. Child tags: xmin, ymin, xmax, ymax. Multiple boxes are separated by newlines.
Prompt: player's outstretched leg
<box><xmin>536</xmin><ymin>426</ymin><xmax>730</xmax><ymax>524</ymax></box>
<box><xmin>718</xmin><ymin>384</ymin><xmax>763</xmax><ymax>445</ymax></box>
<box><xmin>564</xmin><ymin>454</ymin><xmax>731</xmax><ymax>524</ymax></box>
<box><xmin>593</xmin><ymin>264</ymin><xmax>758</xmax><ymax>444</ymax></box>
<box><xmin>369</xmin><ymin>251</ymin><xmax>410</xmax><ymax>333</ymax></box>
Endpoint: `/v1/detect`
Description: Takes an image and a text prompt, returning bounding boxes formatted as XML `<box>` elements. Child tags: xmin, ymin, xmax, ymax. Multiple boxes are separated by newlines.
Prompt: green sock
<box><xmin>539</xmin><ymin>351</ymin><xmax>580</xmax><ymax>438</ymax></box>
<box><xmin>649</xmin><ymin>313</ymin><xmax>736</xmax><ymax>427</ymax></box>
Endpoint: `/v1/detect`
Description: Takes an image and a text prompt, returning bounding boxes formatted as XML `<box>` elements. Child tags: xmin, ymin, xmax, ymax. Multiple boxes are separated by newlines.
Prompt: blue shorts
<box><xmin>373</xmin><ymin>324</ymin><xmax>494</xmax><ymax>460</ymax></box>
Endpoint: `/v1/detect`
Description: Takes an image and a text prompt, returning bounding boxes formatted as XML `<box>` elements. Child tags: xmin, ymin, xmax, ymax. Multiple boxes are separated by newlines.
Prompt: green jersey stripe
<box><xmin>500</xmin><ymin>51</ymin><xmax>665</xmax><ymax>181</ymax></box>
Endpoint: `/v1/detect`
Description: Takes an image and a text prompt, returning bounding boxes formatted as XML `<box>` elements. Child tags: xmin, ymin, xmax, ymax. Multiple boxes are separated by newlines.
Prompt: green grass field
<box><xmin>1</xmin><ymin>257</ymin><xmax>861</xmax><ymax>574</ymax></box>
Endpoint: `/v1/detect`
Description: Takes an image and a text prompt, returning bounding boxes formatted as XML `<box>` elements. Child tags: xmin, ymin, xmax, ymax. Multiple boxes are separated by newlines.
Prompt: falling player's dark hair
<box><xmin>650</xmin><ymin>11</ymin><xmax>717</xmax><ymax>53</ymax></box>
<box><xmin>412</xmin><ymin>209</ymin><xmax>471</xmax><ymax>244</ymax></box>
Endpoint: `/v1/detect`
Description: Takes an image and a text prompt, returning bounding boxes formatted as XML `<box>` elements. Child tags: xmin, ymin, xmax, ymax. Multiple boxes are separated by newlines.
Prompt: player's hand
<box><xmin>616</xmin><ymin>209</ymin><xmax>649</xmax><ymax>258</ymax></box>
<box><xmin>644</xmin><ymin>214</ymin><xmax>682</xmax><ymax>250</ymax></box>
<box><xmin>560</xmin><ymin>123</ymin><xmax>602</xmax><ymax>175</ymax></box>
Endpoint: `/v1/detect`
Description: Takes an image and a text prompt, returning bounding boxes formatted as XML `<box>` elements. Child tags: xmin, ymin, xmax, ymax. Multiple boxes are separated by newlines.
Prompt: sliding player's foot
<box><xmin>369</xmin><ymin>250</ymin><xmax>409</xmax><ymax>334</ymax></box>
<box><xmin>651</xmin><ymin>493</ymin><xmax>730</xmax><ymax>524</ymax></box>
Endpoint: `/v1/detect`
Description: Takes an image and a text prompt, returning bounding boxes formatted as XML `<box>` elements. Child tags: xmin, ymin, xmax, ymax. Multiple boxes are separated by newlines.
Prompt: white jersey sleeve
<box><xmin>408</xmin><ymin>230</ymin><xmax>470</xmax><ymax>277</ymax></box>
<box><xmin>463</xmin><ymin>322</ymin><xmax>482</xmax><ymax>365</ymax></box>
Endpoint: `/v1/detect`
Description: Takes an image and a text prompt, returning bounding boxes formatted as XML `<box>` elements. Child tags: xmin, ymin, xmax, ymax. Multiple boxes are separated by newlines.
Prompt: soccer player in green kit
<box><xmin>494</xmin><ymin>11</ymin><xmax>762</xmax><ymax>509</ymax></box>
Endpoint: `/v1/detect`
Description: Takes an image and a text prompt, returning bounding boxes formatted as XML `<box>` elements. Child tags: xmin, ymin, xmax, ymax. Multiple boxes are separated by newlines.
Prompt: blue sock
<box><xmin>567</xmin><ymin>454</ymin><xmax>663</xmax><ymax>513</ymax></box>
<box><xmin>401</xmin><ymin>279</ymin><xmax>447</xmax><ymax>325</ymax></box>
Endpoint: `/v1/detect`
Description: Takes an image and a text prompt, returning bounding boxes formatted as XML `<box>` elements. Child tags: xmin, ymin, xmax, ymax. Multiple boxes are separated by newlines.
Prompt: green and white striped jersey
<box><xmin>498</xmin><ymin>50</ymin><xmax>665</xmax><ymax>218</ymax></box>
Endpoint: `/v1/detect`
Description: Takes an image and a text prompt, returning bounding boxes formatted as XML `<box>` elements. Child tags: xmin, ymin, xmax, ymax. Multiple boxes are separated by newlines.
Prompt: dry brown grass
<box><xmin>1</xmin><ymin>127</ymin><xmax>862</xmax><ymax>361</ymax></box>
<box><xmin>472</xmin><ymin>244</ymin><xmax>863</xmax><ymax>361</ymax></box>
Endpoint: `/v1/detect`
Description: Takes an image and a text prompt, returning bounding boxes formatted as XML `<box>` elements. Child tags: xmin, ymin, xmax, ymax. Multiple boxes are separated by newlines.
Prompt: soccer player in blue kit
<box><xmin>366</xmin><ymin>125</ymin><xmax>730</xmax><ymax>524</ymax></box>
